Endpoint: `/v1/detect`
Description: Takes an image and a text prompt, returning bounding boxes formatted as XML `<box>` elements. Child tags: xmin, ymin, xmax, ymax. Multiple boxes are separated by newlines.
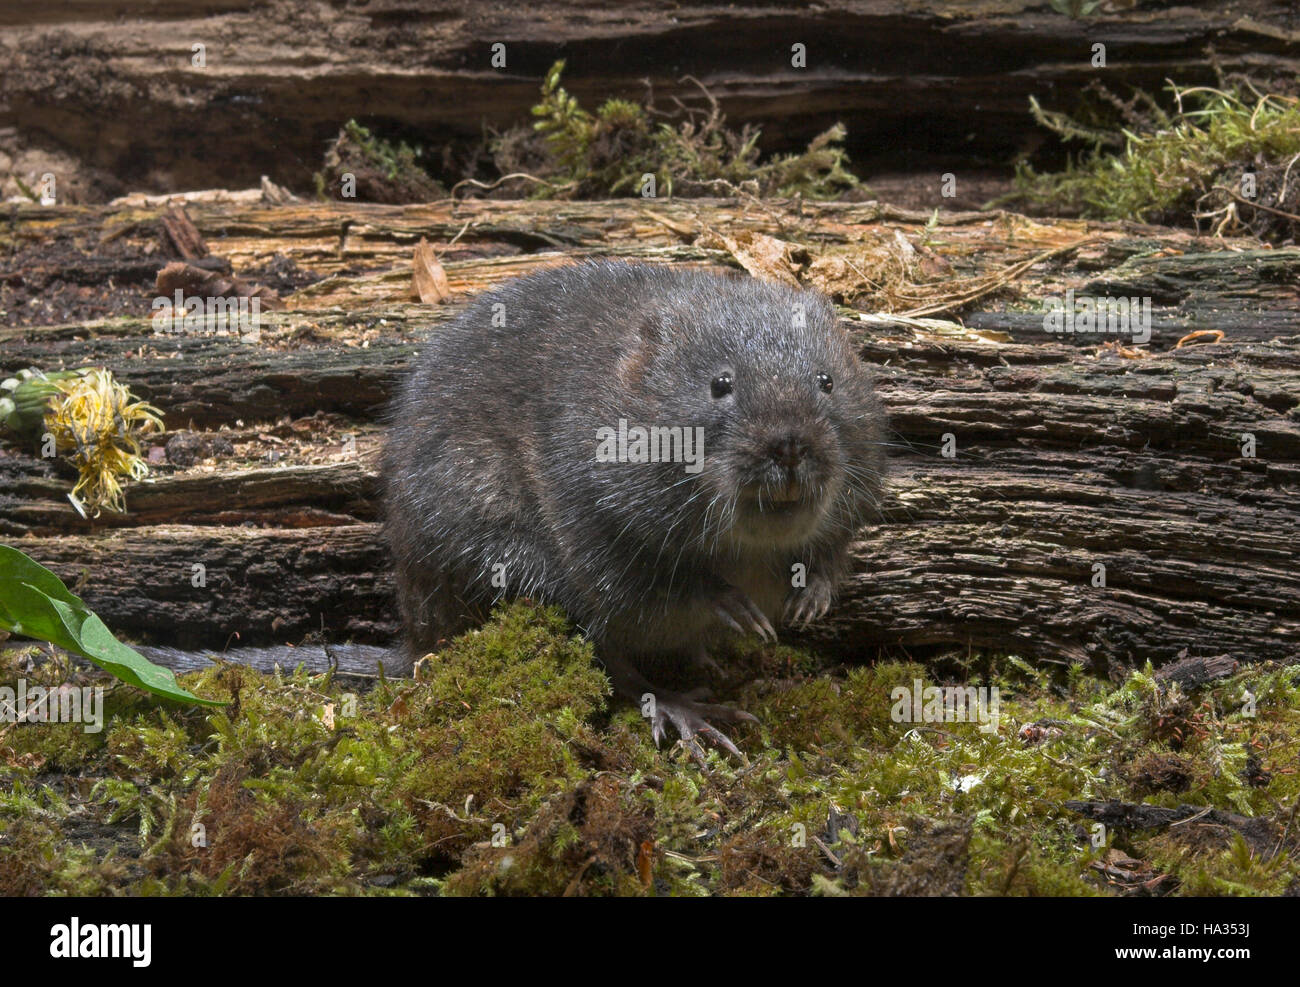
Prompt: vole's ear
<box><xmin>617</xmin><ymin>333</ymin><xmax>652</xmax><ymax>389</ymax></box>
<box><xmin>617</xmin><ymin>310</ymin><xmax>670</xmax><ymax>388</ymax></box>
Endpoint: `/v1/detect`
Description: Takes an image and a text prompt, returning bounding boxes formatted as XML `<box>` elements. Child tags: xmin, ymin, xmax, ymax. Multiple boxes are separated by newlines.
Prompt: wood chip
<box><xmin>160</xmin><ymin>206</ymin><xmax>209</xmax><ymax>260</ymax></box>
<box><xmin>412</xmin><ymin>237</ymin><xmax>451</xmax><ymax>303</ymax></box>
<box><xmin>695</xmin><ymin>229</ymin><xmax>802</xmax><ymax>287</ymax></box>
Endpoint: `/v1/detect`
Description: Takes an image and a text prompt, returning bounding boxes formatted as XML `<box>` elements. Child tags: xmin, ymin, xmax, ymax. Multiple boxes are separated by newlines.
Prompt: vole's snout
<box><xmin>741</xmin><ymin>423</ymin><xmax>828</xmax><ymax>510</ymax></box>
<box><xmin>767</xmin><ymin>435</ymin><xmax>810</xmax><ymax>471</ymax></box>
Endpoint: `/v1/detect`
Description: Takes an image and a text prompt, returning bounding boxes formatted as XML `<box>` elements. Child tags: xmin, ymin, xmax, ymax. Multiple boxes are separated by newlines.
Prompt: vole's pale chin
<box><xmin>731</xmin><ymin>495</ymin><xmax>826</xmax><ymax>548</ymax></box>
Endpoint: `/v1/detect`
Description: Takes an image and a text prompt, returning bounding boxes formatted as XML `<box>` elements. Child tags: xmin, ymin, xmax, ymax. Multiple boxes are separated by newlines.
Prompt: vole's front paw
<box><xmin>784</xmin><ymin>576</ymin><xmax>834</xmax><ymax>627</ymax></box>
<box><xmin>648</xmin><ymin>692</ymin><xmax>758</xmax><ymax>764</ymax></box>
<box><xmin>688</xmin><ymin>645</ymin><xmax>725</xmax><ymax>678</ymax></box>
<box><xmin>708</xmin><ymin>581</ymin><xmax>777</xmax><ymax>642</ymax></box>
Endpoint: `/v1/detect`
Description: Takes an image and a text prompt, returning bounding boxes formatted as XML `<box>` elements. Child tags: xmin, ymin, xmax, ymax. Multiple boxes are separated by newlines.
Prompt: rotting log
<box><xmin>3</xmin><ymin>524</ymin><xmax>397</xmax><ymax>654</ymax></box>
<box><xmin>3</xmin><ymin>1</ymin><xmax>1298</xmax><ymax>195</ymax></box>
<box><xmin>1</xmin><ymin>196</ymin><xmax>1298</xmax><ymax>673</ymax></box>
<box><xmin>4</xmin><ymin>332</ymin><xmax>1298</xmax><ymax>672</ymax></box>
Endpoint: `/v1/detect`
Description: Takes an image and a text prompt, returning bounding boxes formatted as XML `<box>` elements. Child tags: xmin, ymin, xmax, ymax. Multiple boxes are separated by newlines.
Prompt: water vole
<box><xmin>383</xmin><ymin>260</ymin><xmax>886</xmax><ymax>756</ymax></box>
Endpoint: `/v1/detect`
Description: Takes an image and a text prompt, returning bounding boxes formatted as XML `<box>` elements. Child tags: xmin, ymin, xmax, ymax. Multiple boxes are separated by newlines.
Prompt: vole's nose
<box><xmin>768</xmin><ymin>435</ymin><xmax>809</xmax><ymax>470</ymax></box>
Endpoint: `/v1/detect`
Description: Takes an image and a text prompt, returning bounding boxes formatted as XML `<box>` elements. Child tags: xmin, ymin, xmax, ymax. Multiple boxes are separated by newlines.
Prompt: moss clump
<box><xmin>0</xmin><ymin>603</ymin><xmax>612</xmax><ymax>895</ymax></box>
<box><xmin>1009</xmin><ymin>77</ymin><xmax>1300</xmax><ymax>242</ymax></box>
<box><xmin>3</xmin><ymin>608</ymin><xmax>1299</xmax><ymax>896</ymax></box>
<box><xmin>391</xmin><ymin>603</ymin><xmax>611</xmax><ymax>867</ymax></box>
<box><xmin>442</xmin><ymin>773</ymin><xmax>654</xmax><ymax>896</ymax></box>
<box><xmin>314</xmin><ymin>120</ymin><xmax>445</xmax><ymax>204</ymax></box>
<box><xmin>510</xmin><ymin>60</ymin><xmax>857</xmax><ymax>200</ymax></box>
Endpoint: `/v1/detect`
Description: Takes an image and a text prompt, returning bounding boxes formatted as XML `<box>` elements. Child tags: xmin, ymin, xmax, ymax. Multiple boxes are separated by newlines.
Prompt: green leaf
<box><xmin>0</xmin><ymin>544</ymin><xmax>221</xmax><ymax>706</ymax></box>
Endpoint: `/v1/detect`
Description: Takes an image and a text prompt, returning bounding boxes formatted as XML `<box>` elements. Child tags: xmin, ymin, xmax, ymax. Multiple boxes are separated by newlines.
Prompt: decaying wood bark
<box><xmin>1</xmin><ymin>195</ymin><xmax>1297</xmax><ymax>674</ymax></box>
<box><xmin>2</xmin><ymin>1</ymin><xmax>1298</xmax><ymax>198</ymax></box>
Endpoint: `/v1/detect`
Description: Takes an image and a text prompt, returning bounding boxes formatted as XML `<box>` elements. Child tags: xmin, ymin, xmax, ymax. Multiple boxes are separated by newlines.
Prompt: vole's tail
<box><xmin>134</xmin><ymin>643</ymin><xmax>407</xmax><ymax>677</ymax></box>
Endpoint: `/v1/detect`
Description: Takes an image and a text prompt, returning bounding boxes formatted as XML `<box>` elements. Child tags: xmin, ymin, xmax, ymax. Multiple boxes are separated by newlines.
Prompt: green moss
<box><xmin>1008</xmin><ymin>80</ymin><xmax>1300</xmax><ymax>241</ymax></box>
<box><xmin>314</xmin><ymin>120</ymin><xmax>445</xmax><ymax>204</ymax></box>
<box><xmin>3</xmin><ymin>610</ymin><xmax>1299</xmax><ymax>896</ymax></box>
<box><xmin>526</xmin><ymin>60</ymin><xmax>857</xmax><ymax>200</ymax></box>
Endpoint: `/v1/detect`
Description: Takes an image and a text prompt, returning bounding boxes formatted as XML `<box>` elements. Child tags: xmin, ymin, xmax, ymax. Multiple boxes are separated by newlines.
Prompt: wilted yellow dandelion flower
<box><xmin>1</xmin><ymin>367</ymin><xmax>165</xmax><ymax>517</ymax></box>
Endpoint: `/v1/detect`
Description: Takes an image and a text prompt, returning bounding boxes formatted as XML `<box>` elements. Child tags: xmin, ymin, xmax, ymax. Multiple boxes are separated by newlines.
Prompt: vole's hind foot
<box><xmin>709</xmin><ymin>581</ymin><xmax>777</xmax><ymax>643</ymax></box>
<box><xmin>784</xmin><ymin>576</ymin><xmax>834</xmax><ymax>627</ymax></box>
<box><xmin>650</xmin><ymin>693</ymin><xmax>758</xmax><ymax>764</ymax></box>
<box><xmin>600</xmin><ymin>653</ymin><xmax>754</xmax><ymax>762</ymax></box>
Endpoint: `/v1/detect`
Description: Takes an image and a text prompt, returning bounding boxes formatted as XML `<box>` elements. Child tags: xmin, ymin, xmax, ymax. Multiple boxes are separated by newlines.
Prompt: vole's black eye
<box><xmin>711</xmin><ymin>373</ymin><xmax>733</xmax><ymax>399</ymax></box>
<box><xmin>817</xmin><ymin>372</ymin><xmax>834</xmax><ymax>393</ymax></box>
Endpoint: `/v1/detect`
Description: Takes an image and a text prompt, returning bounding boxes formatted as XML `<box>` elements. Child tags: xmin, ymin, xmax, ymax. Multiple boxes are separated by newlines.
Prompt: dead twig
<box><xmin>450</xmin><ymin>172</ymin><xmax>575</xmax><ymax>199</ymax></box>
<box><xmin>899</xmin><ymin>238</ymin><xmax>1100</xmax><ymax>318</ymax></box>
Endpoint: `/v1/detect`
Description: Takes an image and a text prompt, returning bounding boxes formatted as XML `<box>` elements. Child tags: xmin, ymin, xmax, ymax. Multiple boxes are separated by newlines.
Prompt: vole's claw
<box><xmin>749</xmin><ymin>602</ymin><xmax>778</xmax><ymax>642</ymax></box>
<box><xmin>703</xmin><ymin>702</ymin><xmax>760</xmax><ymax>726</ymax></box>
<box><xmin>711</xmin><ymin>583</ymin><xmax>777</xmax><ymax>643</ymax></box>
<box><xmin>651</xmin><ymin>718</ymin><xmax>666</xmax><ymax>747</ymax></box>
<box><xmin>689</xmin><ymin>648</ymin><xmax>725</xmax><ymax>678</ymax></box>
<box><xmin>696</xmin><ymin>724</ymin><xmax>741</xmax><ymax>761</ymax></box>
<box><xmin>785</xmin><ymin>579</ymin><xmax>834</xmax><ymax>629</ymax></box>
<box><xmin>713</xmin><ymin>604</ymin><xmax>747</xmax><ymax>637</ymax></box>
<box><xmin>798</xmin><ymin>597</ymin><xmax>826</xmax><ymax>627</ymax></box>
<box><xmin>649</xmin><ymin>694</ymin><xmax>756</xmax><ymax>764</ymax></box>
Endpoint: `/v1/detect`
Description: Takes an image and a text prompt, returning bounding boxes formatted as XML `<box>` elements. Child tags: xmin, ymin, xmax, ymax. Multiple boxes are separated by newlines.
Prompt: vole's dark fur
<box><xmin>383</xmin><ymin>261</ymin><xmax>886</xmax><ymax>754</ymax></box>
